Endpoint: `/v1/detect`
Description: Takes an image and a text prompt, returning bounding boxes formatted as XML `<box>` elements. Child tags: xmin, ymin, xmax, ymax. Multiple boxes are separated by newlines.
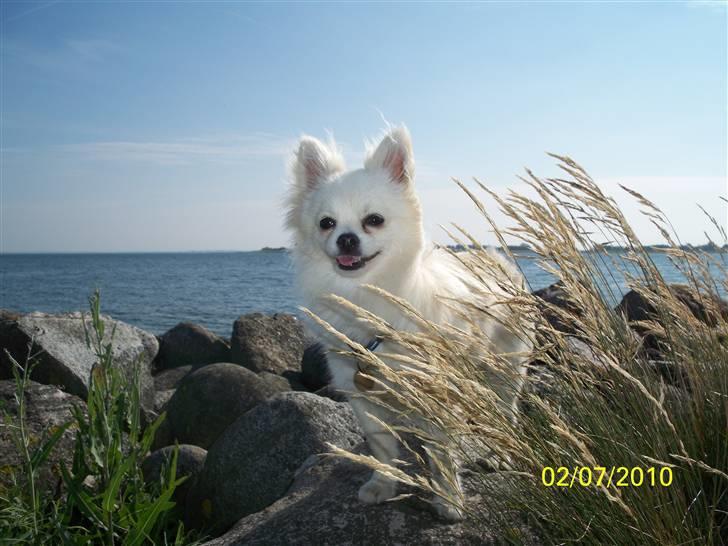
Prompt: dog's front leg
<box><xmin>327</xmin><ymin>352</ymin><xmax>401</xmax><ymax>504</ymax></box>
<box><xmin>426</xmin><ymin>441</ymin><xmax>465</xmax><ymax>522</ymax></box>
<box><xmin>349</xmin><ymin>397</ymin><xmax>400</xmax><ymax>504</ymax></box>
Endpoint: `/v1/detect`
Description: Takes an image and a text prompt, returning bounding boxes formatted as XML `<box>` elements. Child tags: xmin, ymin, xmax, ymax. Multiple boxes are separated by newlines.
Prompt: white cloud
<box><xmin>62</xmin><ymin>134</ymin><xmax>296</xmax><ymax>166</ymax></box>
<box><xmin>3</xmin><ymin>1</ymin><xmax>63</xmax><ymax>24</ymax></box>
<box><xmin>65</xmin><ymin>39</ymin><xmax>125</xmax><ymax>63</ymax></box>
<box><xmin>686</xmin><ymin>0</ymin><xmax>728</xmax><ymax>12</ymax></box>
<box><xmin>3</xmin><ymin>36</ymin><xmax>126</xmax><ymax>76</ymax></box>
<box><xmin>2</xmin><ymin>197</ymin><xmax>288</xmax><ymax>253</ymax></box>
<box><xmin>417</xmin><ymin>176</ymin><xmax>728</xmax><ymax>247</ymax></box>
<box><xmin>602</xmin><ymin>176</ymin><xmax>727</xmax><ymax>244</ymax></box>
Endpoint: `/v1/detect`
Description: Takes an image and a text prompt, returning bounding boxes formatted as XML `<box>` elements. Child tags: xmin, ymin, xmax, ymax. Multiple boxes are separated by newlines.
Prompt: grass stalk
<box><xmin>322</xmin><ymin>156</ymin><xmax>727</xmax><ymax>545</ymax></box>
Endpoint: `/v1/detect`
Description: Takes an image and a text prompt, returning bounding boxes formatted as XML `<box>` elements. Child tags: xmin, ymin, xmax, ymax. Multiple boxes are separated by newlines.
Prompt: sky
<box><xmin>1</xmin><ymin>1</ymin><xmax>726</xmax><ymax>253</ymax></box>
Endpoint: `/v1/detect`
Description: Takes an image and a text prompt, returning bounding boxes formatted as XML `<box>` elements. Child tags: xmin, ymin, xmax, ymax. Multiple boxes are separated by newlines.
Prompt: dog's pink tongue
<box><xmin>336</xmin><ymin>255</ymin><xmax>360</xmax><ymax>267</ymax></box>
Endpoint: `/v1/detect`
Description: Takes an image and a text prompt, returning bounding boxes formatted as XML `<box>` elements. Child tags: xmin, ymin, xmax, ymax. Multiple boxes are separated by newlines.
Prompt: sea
<box><xmin>1</xmin><ymin>250</ymin><xmax>725</xmax><ymax>337</ymax></box>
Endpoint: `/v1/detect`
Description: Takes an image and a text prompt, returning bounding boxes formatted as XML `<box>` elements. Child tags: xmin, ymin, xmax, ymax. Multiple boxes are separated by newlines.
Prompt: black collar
<box><xmin>365</xmin><ymin>336</ymin><xmax>382</xmax><ymax>352</ymax></box>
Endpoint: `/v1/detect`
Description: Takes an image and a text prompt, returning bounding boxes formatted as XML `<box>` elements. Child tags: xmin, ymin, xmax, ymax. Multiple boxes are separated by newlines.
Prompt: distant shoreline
<box><xmin>0</xmin><ymin>249</ymin><xmax>286</xmax><ymax>256</ymax></box>
<box><xmin>1</xmin><ymin>243</ymin><xmax>725</xmax><ymax>256</ymax></box>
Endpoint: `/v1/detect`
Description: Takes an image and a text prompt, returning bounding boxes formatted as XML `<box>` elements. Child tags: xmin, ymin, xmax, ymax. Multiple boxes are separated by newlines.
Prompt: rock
<box><xmin>300</xmin><ymin>342</ymin><xmax>330</xmax><ymax>391</ymax></box>
<box><xmin>257</xmin><ymin>371</ymin><xmax>292</xmax><ymax>392</ymax></box>
<box><xmin>532</xmin><ymin>281</ymin><xmax>583</xmax><ymax>335</ymax></box>
<box><xmin>142</xmin><ymin>444</ymin><xmax>207</xmax><ymax>508</ymax></box>
<box><xmin>153</xmin><ymin>363</ymin><xmax>286</xmax><ymax>450</ymax></box>
<box><xmin>314</xmin><ymin>385</ymin><xmax>348</xmax><ymax>402</ymax></box>
<box><xmin>615</xmin><ymin>289</ymin><xmax>660</xmax><ymax>354</ymax></box>
<box><xmin>152</xmin><ymin>365</ymin><xmax>198</xmax><ymax>413</ymax></box>
<box><xmin>186</xmin><ymin>392</ymin><xmax>363</xmax><ymax>535</ymax></box>
<box><xmin>616</xmin><ymin>284</ymin><xmax>728</xmax><ymax>359</ymax></box>
<box><xmin>154</xmin><ymin>365</ymin><xmax>196</xmax><ymax>391</ymax></box>
<box><xmin>669</xmin><ymin>284</ymin><xmax>728</xmax><ymax>326</ymax></box>
<box><xmin>230</xmin><ymin>314</ymin><xmax>306</xmax><ymax>375</ymax></box>
<box><xmin>154</xmin><ymin>389</ymin><xmax>175</xmax><ymax>413</ymax></box>
<box><xmin>202</xmin><ymin>444</ymin><xmax>531</xmax><ymax>546</ymax></box>
<box><xmin>0</xmin><ymin>309</ymin><xmax>21</xmax><ymax>321</ymax></box>
<box><xmin>280</xmin><ymin>370</ymin><xmax>307</xmax><ymax>391</ymax></box>
<box><xmin>0</xmin><ymin>312</ymin><xmax>157</xmax><ymax>416</ymax></box>
<box><xmin>525</xmin><ymin>335</ymin><xmax>605</xmax><ymax>402</ymax></box>
<box><xmin>155</xmin><ymin>323</ymin><xmax>230</xmax><ymax>371</ymax></box>
<box><xmin>647</xmin><ymin>359</ymin><xmax>690</xmax><ymax>388</ymax></box>
<box><xmin>0</xmin><ymin>380</ymin><xmax>86</xmax><ymax>494</ymax></box>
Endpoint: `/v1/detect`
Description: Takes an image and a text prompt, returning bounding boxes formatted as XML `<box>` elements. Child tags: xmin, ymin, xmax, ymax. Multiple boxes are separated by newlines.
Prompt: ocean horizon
<box><xmin>2</xmin><ymin>249</ymin><xmax>724</xmax><ymax>337</ymax></box>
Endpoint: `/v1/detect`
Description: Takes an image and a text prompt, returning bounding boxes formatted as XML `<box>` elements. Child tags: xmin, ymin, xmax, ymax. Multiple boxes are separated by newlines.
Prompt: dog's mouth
<box><xmin>335</xmin><ymin>251</ymin><xmax>381</xmax><ymax>271</ymax></box>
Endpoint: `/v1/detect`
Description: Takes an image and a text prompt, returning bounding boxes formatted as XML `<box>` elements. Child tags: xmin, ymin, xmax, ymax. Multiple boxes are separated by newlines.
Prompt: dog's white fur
<box><xmin>285</xmin><ymin>126</ymin><xmax>528</xmax><ymax>521</ymax></box>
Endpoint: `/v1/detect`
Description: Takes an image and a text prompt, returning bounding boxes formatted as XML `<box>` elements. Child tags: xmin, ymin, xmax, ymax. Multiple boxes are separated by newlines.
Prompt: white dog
<box><xmin>285</xmin><ymin>126</ymin><xmax>529</xmax><ymax>521</ymax></box>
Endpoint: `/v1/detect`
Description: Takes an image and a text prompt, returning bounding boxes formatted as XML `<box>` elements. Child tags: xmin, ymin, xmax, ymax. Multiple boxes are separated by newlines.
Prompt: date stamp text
<box><xmin>541</xmin><ymin>466</ymin><xmax>673</xmax><ymax>488</ymax></box>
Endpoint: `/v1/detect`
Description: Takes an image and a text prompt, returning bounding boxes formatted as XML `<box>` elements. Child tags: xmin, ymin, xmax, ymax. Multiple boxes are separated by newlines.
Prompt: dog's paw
<box><xmin>432</xmin><ymin>497</ymin><xmax>465</xmax><ymax>522</ymax></box>
<box><xmin>358</xmin><ymin>476</ymin><xmax>397</xmax><ymax>504</ymax></box>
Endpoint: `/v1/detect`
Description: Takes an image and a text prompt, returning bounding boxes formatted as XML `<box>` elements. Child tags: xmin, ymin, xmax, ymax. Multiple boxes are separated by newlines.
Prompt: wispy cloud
<box><xmin>686</xmin><ymin>0</ymin><xmax>728</xmax><ymax>12</ymax></box>
<box><xmin>65</xmin><ymin>39</ymin><xmax>125</xmax><ymax>63</ymax></box>
<box><xmin>62</xmin><ymin>132</ymin><xmax>449</xmax><ymax>173</ymax></box>
<box><xmin>2</xmin><ymin>0</ymin><xmax>63</xmax><ymax>24</ymax></box>
<box><xmin>2</xmin><ymin>36</ymin><xmax>126</xmax><ymax>77</ymax></box>
<box><xmin>0</xmin><ymin>147</ymin><xmax>28</xmax><ymax>155</ymax></box>
<box><xmin>62</xmin><ymin>133</ymin><xmax>296</xmax><ymax>165</ymax></box>
<box><xmin>418</xmin><ymin>176</ymin><xmax>728</xmax><ymax>247</ymax></box>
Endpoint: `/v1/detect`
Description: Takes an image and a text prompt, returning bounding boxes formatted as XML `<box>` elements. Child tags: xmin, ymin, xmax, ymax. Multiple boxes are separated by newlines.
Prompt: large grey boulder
<box><xmin>532</xmin><ymin>281</ymin><xmax>583</xmax><ymax>335</ymax></box>
<box><xmin>142</xmin><ymin>444</ymin><xmax>207</xmax><ymax>509</ymax></box>
<box><xmin>616</xmin><ymin>284</ymin><xmax>728</xmax><ymax>387</ymax></box>
<box><xmin>154</xmin><ymin>389</ymin><xmax>175</xmax><ymax>414</ymax></box>
<box><xmin>257</xmin><ymin>371</ymin><xmax>293</xmax><ymax>392</ymax></box>
<box><xmin>154</xmin><ymin>366</ymin><xmax>196</xmax><ymax>410</ymax></box>
<box><xmin>616</xmin><ymin>284</ymin><xmax>728</xmax><ymax>359</ymax></box>
<box><xmin>153</xmin><ymin>365</ymin><xmax>197</xmax><ymax>391</ymax></box>
<box><xmin>152</xmin><ymin>365</ymin><xmax>197</xmax><ymax>413</ymax></box>
<box><xmin>0</xmin><ymin>312</ymin><xmax>157</xmax><ymax>415</ymax></box>
<box><xmin>0</xmin><ymin>380</ymin><xmax>86</xmax><ymax>494</ymax></box>
<box><xmin>230</xmin><ymin>313</ymin><xmax>306</xmax><ymax>375</ymax></box>
<box><xmin>0</xmin><ymin>309</ymin><xmax>20</xmax><ymax>322</ymax></box>
<box><xmin>155</xmin><ymin>323</ymin><xmax>230</xmax><ymax>371</ymax></box>
<box><xmin>203</xmin><ymin>446</ymin><xmax>530</xmax><ymax>546</ymax></box>
<box><xmin>152</xmin><ymin>363</ymin><xmax>285</xmax><ymax>450</ymax></box>
<box><xmin>186</xmin><ymin>392</ymin><xmax>363</xmax><ymax>535</ymax></box>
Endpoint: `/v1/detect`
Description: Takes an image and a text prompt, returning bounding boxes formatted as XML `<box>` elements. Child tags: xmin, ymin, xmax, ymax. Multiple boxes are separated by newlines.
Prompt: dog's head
<box><xmin>286</xmin><ymin>126</ymin><xmax>424</xmax><ymax>281</ymax></box>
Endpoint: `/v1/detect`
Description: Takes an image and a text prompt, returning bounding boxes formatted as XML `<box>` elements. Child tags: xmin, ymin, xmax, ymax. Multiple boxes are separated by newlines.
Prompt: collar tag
<box><xmin>365</xmin><ymin>336</ymin><xmax>382</xmax><ymax>352</ymax></box>
<box><xmin>355</xmin><ymin>336</ymin><xmax>382</xmax><ymax>391</ymax></box>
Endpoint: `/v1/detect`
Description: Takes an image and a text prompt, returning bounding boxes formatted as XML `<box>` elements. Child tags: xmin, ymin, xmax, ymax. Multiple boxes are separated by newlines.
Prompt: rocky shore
<box><xmin>1</xmin><ymin>283</ymin><xmax>724</xmax><ymax>544</ymax></box>
<box><xmin>1</xmin><ymin>309</ymin><xmax>500</xmax><ymax>544</ymax></box>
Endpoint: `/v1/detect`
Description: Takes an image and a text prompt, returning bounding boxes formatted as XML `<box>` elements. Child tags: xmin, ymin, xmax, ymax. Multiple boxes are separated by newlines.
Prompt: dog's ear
<box><xmin>365</xmin><ymin>126</ymin><xmax>414</xmax><ymax>184</ymax></box>
<box><xmin>292</xmin><ymin>136</ymin><xmax>345</xmax><ymax>191</ymax></box>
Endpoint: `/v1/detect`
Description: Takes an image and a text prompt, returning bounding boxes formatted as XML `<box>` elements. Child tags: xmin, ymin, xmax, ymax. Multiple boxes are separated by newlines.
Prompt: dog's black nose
<box><xmin>336</xmin><ymin>232</ymin><xmax>360</xmax><ymax>252</ymax></box>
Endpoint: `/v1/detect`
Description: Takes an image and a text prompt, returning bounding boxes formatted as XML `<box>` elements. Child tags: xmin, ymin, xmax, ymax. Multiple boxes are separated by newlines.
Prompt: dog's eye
<box><xmin>363</xmin><ymin>214</ymin><xmax>384</xmax><ymax>228</ymax></box>
<box><xmin>319</xmin><ymin>217</ymin><xmax>336</xmax><ymax>230</ymax></box>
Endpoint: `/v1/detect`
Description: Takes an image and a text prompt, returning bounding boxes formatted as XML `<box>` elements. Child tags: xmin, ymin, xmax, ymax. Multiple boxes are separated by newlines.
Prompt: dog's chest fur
<box><xmin>296</xmin><ymin>245</ymin><xmax>510</xmax><ymax>350</ymax></box>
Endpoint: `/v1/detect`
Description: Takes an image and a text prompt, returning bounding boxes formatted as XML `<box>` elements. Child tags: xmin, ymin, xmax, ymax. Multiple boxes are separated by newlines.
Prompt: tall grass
<box><xmin>325</xmin><ymin>156</ymin><xmax>727</xmax><ymax>545</ymax></box>
<box><xmin>0</xmin><ymin>291</ymin><xmax>196</xmax><ymax>544</ymax></box>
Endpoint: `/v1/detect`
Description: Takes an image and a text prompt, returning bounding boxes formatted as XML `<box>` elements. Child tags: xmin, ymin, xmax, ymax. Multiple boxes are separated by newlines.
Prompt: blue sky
<box><xmin>1</xmin><ymin>1</ymin><xmax>726</xmax><ymax>252</ymax></box>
